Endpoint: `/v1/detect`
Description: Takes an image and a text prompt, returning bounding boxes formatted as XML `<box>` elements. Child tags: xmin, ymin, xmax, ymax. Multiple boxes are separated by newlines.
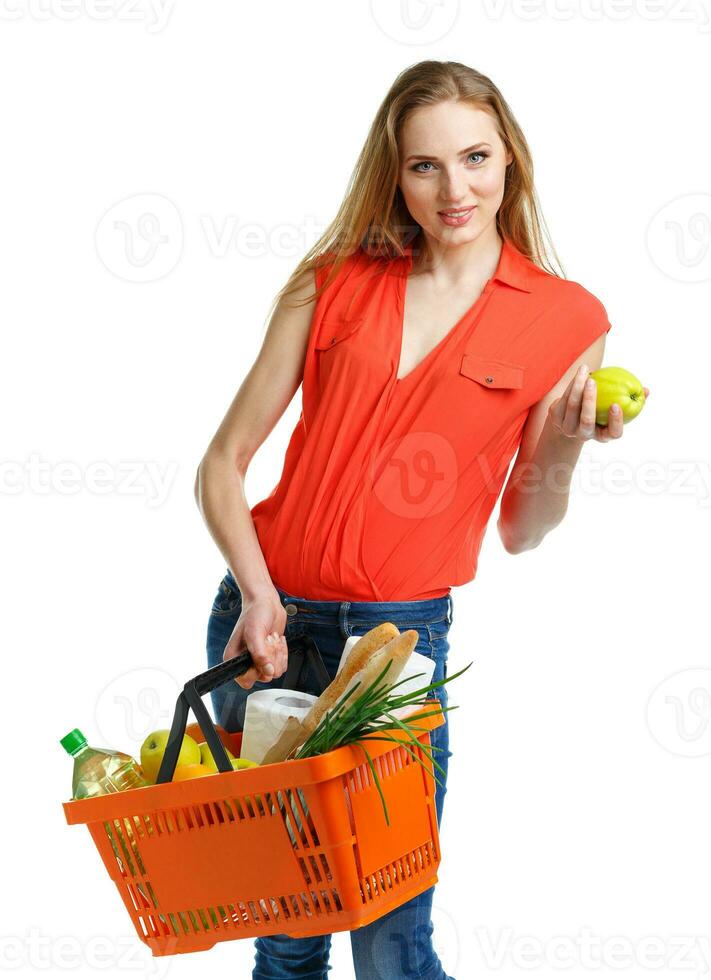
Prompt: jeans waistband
<box><xmin>224</xmin><ymin>569</ymin><xmax>453</xmax><ymax>626</ymax></box>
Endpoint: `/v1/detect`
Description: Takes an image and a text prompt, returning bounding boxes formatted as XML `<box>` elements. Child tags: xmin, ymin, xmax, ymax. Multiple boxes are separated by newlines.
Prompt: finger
<box><xmin>276</xmin><ymin>635</ymin><xmax>289</xmax><ymax>676</ymax></box>
<box><xmin>562</xmin><ymin>364</ymin><xmax>592</xmax><ymax>433</ymax></box>
<box><xmin>266</xmin><ymin>633</ymin><xmax>286</xmax><ymax>678</ymax></box>
<box><xmin>232</xmin><ymin>634</ymin><xmax>276</xmax><ymax>689</ymax></box>
<box><xmin>230</xmin><ymin>656</ymin><xmax>258</xmax><ymax>689</ymax></box>
<box><xmin>550</xmin><ymin>364</ymin><xmax>586</xmax><ymax>427</ymax></box>
<box><xmin>232</xmin><ymin>651</ymin><xmax>259</xmax><ymax>689</ymax></box>
<box><xmin>576</xmin><ymin>374</ymin><xmax>597</xmax><ymax>438</ymax></box>
<box><xmin>223</xmin><ymin>634</ymin><xmax>258</xmax><ymax>689</ymax></box>
<box><xmin>643</xmin><ymin>387</ymin><xmax>649</xmax><ymax>398</ymax></box>
<box><xmin>607</xmin><ymin>402</ymin><xmax>624</xmax><ymax>438</ymax></box>
<box><xmin>252</xmin><ymin>632</ymin><xmax>277</xmax><ymax>682</ymax></box>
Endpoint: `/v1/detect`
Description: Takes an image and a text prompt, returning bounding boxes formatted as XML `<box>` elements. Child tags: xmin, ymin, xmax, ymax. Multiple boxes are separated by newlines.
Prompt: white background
<box><xmin>2</xmin><ymin>1</ymin><xmax>709</xmax><ymax>977</ymax></box>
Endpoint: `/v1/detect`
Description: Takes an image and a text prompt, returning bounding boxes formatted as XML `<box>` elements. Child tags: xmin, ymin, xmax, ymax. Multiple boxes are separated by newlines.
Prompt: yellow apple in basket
<box><xmin>232</xmin><ymin>758</ymin><xmax>259</xmax><ymax>769</ymax></box>
<box><xmin>198</xmin><ymin>740</ymin><xmax>237</xmax><ymax>772</ymax></box>
<box><xmin>589</xmin><ymin>367</ymin><xmax>646</xmax><ymax>426</ymax></box>
<box><xmin>140</xmin><ymin>730</ymin><xmax>201</xmax><ymax>784</ymax></box>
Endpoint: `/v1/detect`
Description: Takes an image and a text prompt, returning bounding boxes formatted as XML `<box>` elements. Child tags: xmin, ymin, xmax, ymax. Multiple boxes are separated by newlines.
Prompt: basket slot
<box><xmin>242</xmin><ymin>796</ymin><xmax>257</xmax><ymax>819</ymax></box>
<box><xmin>235</xmin><ymin>902</ymin><xmax>252</xmax><ymax>928</ymax></box>
<box><xmin>295</xmin><ymin>787</ymin><xmax>319</xmax><ymax>845</ymax></box>
<box><xmin>107</xmin><ymin>820</ymin><xmax>135</xmax><ymax>876</ymax></box>
<box><xmin>141</xmin><ymin>813</ymin><xmax>156</xmax><ymax>837</ymax></box>
<box><xmin>121</xmin><ymin>816</ymin><xmax>148</xmax><ymax>875</ymax></box>
<box><xmin>205</xmin><ymin>800</ymin><xmax>221</xmax><ymax>825</ymax></box>
<box><xmin>126</xmin><ymin>882</ymin><xmax>143</xmax><ymax>911</ymax></box>
<box><xmin>103</xmin><ymin>817</ymin><xmax>149</xmax><ymax>881</ymax></box>
<box><xmin>214</xmin><ymin>799</ymin><xmax>234</xmax><ymax>823</ymax></box>
<box><xmin>162</xmin><ymin>810</ymin><xmax>177</xmax><ymax>834</ymax></box>
<box><xmin>230</xmin><ymin>796</ymin><xmax>247</xmax><ymax>821</ymax></box>
<box><xmin>295</xmin><ymin>892</ymin><xmax>312</xmax><ymax>918</ymax></box>
<box><xmin>274</xmin><ymin>788</ymin><xmax>309</xmax><ymax>849</ymax></box>
<box><xmin>306</xmin><ymin>854</ymin><xmax>325</xmax><ymax>885</ymax></box>
<box><xmin>176</xmin><ymin>808</ymin><xmax>191</xmax><ymax>832</ymax></box>
<box><xmin>273</xmin><ymin>897</ymin><xmax>291</xmax><ymax>923</ymax></box>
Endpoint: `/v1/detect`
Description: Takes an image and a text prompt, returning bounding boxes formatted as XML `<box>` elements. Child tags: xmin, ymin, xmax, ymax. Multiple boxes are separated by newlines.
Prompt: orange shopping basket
<box><xmin>62</xmin><ymin>635</ymin><xmax>446</xmax><ymax>956</ymax></box>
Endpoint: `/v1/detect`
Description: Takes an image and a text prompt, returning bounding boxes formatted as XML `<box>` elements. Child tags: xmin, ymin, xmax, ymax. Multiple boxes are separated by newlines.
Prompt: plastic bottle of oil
<box><xmin>60</xmin><ymin>728</ymin><xmax>149</xmax><ymax>799</ymax></box>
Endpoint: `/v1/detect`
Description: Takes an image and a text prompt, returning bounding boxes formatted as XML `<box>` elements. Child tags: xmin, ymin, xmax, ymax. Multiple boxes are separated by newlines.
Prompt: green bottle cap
<box><xmin>60</xmin><ymin>728</ymin><xmax>87</xmax><ymax>755</ymax></box>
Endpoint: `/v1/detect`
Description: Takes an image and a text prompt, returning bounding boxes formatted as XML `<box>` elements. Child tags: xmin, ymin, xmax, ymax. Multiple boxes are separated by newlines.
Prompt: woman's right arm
<box><xmin>194</xmin><ymin>268</ymin><xmax>317</xmax><ymax>689</ymax></box>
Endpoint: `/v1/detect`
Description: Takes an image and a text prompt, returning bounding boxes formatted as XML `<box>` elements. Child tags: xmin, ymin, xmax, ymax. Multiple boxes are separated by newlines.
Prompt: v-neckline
<box><xmin>394</xmin><ymin>248</ymin><xmax>497</xmax><ymax>387</ymax></box>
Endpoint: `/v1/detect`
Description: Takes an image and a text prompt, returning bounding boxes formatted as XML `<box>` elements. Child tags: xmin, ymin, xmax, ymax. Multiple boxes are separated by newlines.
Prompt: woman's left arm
<box><xmin>496</xmin><ymin>334</ymin><xmax>650</xmax><ymax>554</ymax></box>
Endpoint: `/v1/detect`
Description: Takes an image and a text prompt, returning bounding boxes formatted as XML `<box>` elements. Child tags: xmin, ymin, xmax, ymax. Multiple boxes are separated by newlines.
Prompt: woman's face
<box><xmin>397</xmin><ymin>100</ymin><xmax>513</xmax><ymax>249</ymax></box>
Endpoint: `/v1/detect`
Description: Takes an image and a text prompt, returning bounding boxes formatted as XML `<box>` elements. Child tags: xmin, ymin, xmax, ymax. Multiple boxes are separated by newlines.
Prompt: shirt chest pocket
<box><xmin>459</xmin><ymin>353</ymin><xmax>525</xmax><ymax>390</ymax></box>
<box><xmin>314</xmin><ymin>314</ymin><xmax>365</xmax><ymax>351</ymax></box>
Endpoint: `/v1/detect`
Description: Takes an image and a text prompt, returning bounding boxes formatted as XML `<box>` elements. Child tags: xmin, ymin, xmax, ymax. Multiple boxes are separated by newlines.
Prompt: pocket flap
<box><xmin>460</xmin><ymin>353</ymin><xmax>525</xmax><ymax>389</ymax></box>
<box><xmin>314</xmin><ymin>315</ymin><xmax>364</xmax><ymax>350</ymax></box>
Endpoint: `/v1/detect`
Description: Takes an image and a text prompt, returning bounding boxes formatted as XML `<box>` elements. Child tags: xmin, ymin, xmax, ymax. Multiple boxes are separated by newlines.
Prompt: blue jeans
<box><xmin>206</xmin><ymin>569</ymin><xmax>455</xmax><ymax>980</ymax></box>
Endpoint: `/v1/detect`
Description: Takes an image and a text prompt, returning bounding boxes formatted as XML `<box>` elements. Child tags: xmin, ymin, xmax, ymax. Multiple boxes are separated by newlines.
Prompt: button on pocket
<box><xmin>460</xmin><ymin>353</ymin><xmax>525</xmax><ymax>389</ymax></box>
<box><xmin>314</xmin><ymin>315</ymin><xmax>364</xmax><ymax>350</ymax></box>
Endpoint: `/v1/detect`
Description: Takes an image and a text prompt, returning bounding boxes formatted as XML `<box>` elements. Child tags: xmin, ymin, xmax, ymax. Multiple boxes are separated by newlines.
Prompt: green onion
<box><xmin>293</xmin><ymin>659</ymin><xmax>472</xmax><ymax>826</ymax></box>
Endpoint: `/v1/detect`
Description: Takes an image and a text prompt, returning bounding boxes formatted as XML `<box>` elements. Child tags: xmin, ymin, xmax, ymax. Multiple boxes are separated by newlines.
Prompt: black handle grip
<box><xmin>155</xmin><ymin>634</ymin><xmax>331</xmax><ymax>784</ymax></box>
<box><xmin>155</xmin><ymin>652</ymin><xmax>253</xmax><ymax>784</ymax></box>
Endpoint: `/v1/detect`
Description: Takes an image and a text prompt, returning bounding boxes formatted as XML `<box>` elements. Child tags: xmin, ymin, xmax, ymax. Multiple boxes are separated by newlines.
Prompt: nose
<box><xmin>438</xmin><ymin>170</ymin><xmax>469</xmax><ymax>205</ymax></box>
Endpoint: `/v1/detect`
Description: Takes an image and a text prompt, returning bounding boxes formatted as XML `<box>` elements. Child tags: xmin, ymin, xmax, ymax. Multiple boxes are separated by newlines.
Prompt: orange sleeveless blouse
<box><xmin>250</xmin><ymin>238</ymin><xmax>612</xmax><ymax>601</ymax></box>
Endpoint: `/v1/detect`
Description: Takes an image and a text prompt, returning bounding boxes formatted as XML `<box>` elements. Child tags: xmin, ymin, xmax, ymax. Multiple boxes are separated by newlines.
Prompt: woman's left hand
<box><xmin>548</xmin><ymin>364</ymin><xmax>650</xmax><ymax>443</ymax></box>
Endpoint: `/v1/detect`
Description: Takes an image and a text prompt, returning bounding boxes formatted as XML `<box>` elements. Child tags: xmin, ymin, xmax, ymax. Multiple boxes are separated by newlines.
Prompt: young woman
<box><xmin>196</xmin><ymin>60</ymin><xmax>648</xmax><ymax>980</ymax></box>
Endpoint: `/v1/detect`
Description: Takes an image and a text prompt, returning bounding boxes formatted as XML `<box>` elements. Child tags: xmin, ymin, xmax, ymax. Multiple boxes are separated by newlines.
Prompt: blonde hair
<box><xmin>265</xmin><ymin>59</ymin><xmax>564</xmax><ymax>324</ymax></box>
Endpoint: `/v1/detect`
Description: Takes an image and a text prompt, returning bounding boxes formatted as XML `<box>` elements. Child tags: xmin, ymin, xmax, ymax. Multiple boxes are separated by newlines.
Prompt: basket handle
<box><xmin>155</xmin><ymin>634</ymin><xmax>331</xmax><ymax>784</ymax></box>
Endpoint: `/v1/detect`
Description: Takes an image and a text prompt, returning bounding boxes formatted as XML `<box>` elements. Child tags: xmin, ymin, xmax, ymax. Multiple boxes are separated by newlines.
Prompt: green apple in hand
<box><xmin>589</xmin><ymin>366</ymin><xmax>646</xmax><ymax>426</ymax></box>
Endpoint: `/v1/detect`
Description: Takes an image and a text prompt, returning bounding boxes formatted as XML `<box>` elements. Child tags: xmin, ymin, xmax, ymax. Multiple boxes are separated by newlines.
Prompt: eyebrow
<box><xmin>404</xmin><ymin>142</ymin><xmax>492</xmax><ymax>163</ymax></box>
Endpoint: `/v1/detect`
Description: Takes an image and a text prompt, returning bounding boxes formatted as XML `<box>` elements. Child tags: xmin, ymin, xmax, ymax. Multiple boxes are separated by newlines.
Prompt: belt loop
<box><xmin>339</xmin><ymin>600</ymin><xmax>351</xmax><ymax>637</ymax></box>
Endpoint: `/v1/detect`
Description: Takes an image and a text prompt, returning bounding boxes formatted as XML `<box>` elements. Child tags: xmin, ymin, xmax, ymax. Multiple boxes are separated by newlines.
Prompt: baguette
<box><xmin>260</xmin><ymin>622</ymin><xmax>399</xmax><ymax>765</ymax></box>
<box><xmin>290</xmin><ymin>629</ymin><xmax>420</xmax><ymax>757</ymax></box>
<box><xmin>323</xmin><ymin>628</ymin><xmax>420</xmax><ymax>721</ymax></box>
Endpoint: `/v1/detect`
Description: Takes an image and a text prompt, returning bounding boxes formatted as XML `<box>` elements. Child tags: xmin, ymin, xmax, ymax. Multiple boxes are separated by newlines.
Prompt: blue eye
<box><xmin>411</xmin><ymin>151</ymin><xmax>488</xmax><ymax>173</ymax></box>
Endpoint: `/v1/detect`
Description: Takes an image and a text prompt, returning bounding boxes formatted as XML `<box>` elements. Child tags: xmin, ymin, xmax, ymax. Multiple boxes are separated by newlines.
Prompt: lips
<box><xmin>438</xmin><ymin>206</ymin><xmax>476</xmax><ymax>216</ymax></box>
<box><xmin>437</xmin><ymin>206</ymin><xmax>477</xmax><ymax>227</ymax></box>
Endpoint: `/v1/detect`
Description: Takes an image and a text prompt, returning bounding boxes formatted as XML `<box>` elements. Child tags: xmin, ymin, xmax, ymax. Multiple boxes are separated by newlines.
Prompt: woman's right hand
<box><xmin>222</xmin><ymin>589</ymin><xmax>289</xmax><ymax>690</ymax></box>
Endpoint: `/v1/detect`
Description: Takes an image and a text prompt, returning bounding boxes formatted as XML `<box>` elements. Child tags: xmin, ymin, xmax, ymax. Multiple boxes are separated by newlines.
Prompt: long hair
<box><xmin>264</xmin><ymin>60</ymin><xmax>564</xmax><ymax>324</ymax></box>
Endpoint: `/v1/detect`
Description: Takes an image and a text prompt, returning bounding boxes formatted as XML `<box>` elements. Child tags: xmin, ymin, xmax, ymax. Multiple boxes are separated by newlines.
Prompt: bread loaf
<box><xmin>260</xmin><ymin>622</ymin><xmax>400</xmax><ymax>765</ymax></box>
